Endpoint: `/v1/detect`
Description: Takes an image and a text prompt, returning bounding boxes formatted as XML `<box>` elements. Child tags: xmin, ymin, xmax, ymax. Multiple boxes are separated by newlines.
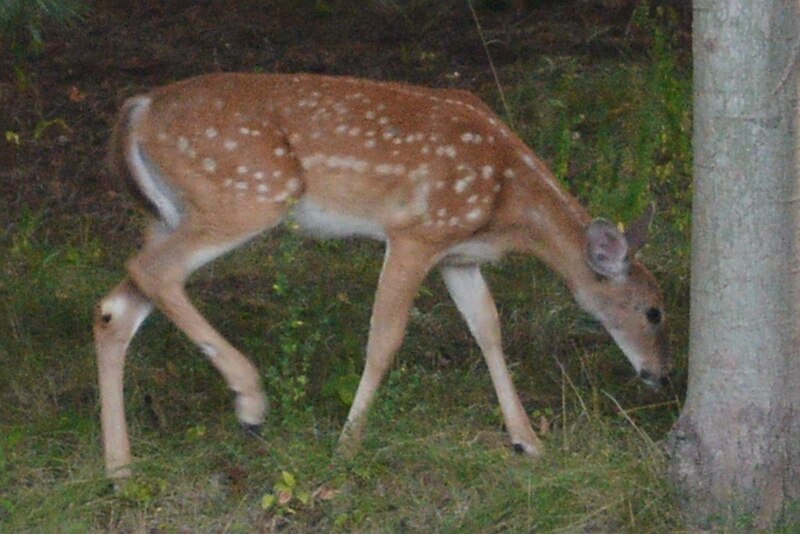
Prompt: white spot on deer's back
<box><xmin>435</xmin><ymin>145</ymin><xmax>457</xmax><ymax>158</ymax></box>
<box><xmin>274</xmin><ymin>147</ymin><xmax>287</xmax><ymax>157</ymax></box>
<box><xmin>224</xmin><ymin>140</ymin><xmax>238</xmax><ymax>151</ymax></box>
<box><xmin>408</xmin><ymin>164</ymin><xmax>430</xmax><ymax>181</ymax></box>
<box><xmin>287</xmin><ymin>178</ymin><xmax>301</xmax><ymax>192</ymax></box>
<box><xmin>326</xmin><ymin>155</ymin><xmax>369</xmax><ymax>173</ymax></box>
<box><xmin>202</xmin><ymin>158</ymin><xmax>217</xmax><ymax>173</ymax></box>
<box><xmin>301</xmin><ymin>153</ymin><xmax>326</xmax><ymax>170</ymax></box>
<box><xmin>205</xmin><ymin>127</ymin><xmax>218</xmax><ymax>139</ymax></box>
<box><xmin>465</xmin><ymin>208</ymin><xmax>483</xmax><ymax>221</ymax></box>
<box><xmin>375</xmin><ymin>163</ymin><xmax>406</xmax><ymax>176</ymax></box>
<box><xmin>297</xmin><ymin>98</ymin><xmax>318</xmax><ymax>108</ymax></box>
<box><xmin>460</xmin><ymin>132</ymin><xmax>483</xmax><ymax>144</ymax></box>
<box><xmin>177</xmin><ymin>136</ymin><xmax>190</xmax><ymax>152</ymax></box>
<box><xmin>273</xmin><ymin>190</ymin><xmax>291</xmax><ymax>202</ymax></box>
<box><xmin>454</xmin><ymin>179</ymin><xmax>470</xmax><ymax>194</ymax></box>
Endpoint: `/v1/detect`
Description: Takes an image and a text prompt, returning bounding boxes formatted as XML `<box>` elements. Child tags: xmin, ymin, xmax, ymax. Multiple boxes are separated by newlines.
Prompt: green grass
<box><xmin>0</xmin><ymin>6</ymin><xmax>692</xmax><ymax>532</ymax></box>
<box><xmin>0</xmin><ymin>220</ymin><xmax>686</xmax><ymax>531</ymax></box>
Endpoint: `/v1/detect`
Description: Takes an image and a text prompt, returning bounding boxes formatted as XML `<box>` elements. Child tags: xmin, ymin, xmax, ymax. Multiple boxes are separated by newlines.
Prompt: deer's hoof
<box><xmin>241</xmin><ymin>422</ymin><xmax>262</xmax><ymax>437</ymax></box>
<box><xmin>511</xmin><ymin>441</ymin><xmax>543</xmax><ymax>458</ymax></box>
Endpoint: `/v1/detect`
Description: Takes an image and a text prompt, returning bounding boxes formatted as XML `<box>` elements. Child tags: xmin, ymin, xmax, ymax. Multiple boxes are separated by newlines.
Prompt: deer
<box><xmin>95</xmin><ymin>73</ymin><xmax>670</xmax><ymax>478</ymax></box>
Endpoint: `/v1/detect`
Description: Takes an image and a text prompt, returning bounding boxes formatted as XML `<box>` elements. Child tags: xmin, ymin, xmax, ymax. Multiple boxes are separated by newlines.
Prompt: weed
<box><xmin>261</xmin><ymin>232</ymin><xmax>324</xmax><ymax>420</ymax></box>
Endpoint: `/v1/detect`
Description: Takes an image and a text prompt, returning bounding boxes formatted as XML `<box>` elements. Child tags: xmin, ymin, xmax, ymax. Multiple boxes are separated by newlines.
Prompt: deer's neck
<box><xmin>499</xmin><ymin>167</ymin><xmax>595</xmax><ymax>292</ymax></box>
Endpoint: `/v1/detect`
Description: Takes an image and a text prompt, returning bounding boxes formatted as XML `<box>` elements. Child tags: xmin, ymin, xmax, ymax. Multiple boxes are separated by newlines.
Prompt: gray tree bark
<box><xmin>665</xmin><ymin>0</ymin><xmax>799</xmax><ymax>528</ymax></box>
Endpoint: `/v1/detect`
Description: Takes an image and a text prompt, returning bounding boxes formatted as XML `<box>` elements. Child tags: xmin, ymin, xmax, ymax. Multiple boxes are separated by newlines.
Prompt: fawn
<box><xmin>95</xmin><ymin>73</ymin><xmax>670</xmax><ymax>477</ymax></box>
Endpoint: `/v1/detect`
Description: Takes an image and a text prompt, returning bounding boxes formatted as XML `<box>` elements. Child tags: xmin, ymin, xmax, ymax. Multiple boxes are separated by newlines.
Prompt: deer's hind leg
<box><xmin>125</xmin><ymin>221</ymin><xmax>274</xmax><ymax>425</ymax></box>
<box><xmin>95</xmin><ymin>279</ymin><xmax>154</xmax><ymax>478</ymax></box>
<box><xmin>96</xmin><ymin>203</ymin><xmax>288</xmax><ymax>476</ymax></box>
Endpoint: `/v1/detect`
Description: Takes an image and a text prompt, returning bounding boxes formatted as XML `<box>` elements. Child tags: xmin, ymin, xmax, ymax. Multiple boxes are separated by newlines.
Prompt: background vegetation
<box><xmin>0</xmin><ymin>0</ymin><xmax>703</xmax><ymax>531</ymax></box>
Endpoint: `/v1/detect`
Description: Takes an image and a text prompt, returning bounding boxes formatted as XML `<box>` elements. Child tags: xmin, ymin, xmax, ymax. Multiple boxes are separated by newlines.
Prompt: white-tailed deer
<box><xmin>95</xmin><ymin>73</ymin><xmax>670</xmax><ymax>477</ymax></box>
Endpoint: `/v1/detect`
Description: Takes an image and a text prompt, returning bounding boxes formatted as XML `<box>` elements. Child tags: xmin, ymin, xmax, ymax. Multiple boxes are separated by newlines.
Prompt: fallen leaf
<box><xmin>68</xmin><ymin>86</ymin><xmax>86</xmax><ymax>102</ymax></box>
<box><xmin>277</xmin><ymin>488</ymin><xmax>293</xmax><ymax>506</ymax></box>
<box><xmin>312</xmin><ymin>485</ymin><xmax>340</xmax><ymax>501</ymax></box>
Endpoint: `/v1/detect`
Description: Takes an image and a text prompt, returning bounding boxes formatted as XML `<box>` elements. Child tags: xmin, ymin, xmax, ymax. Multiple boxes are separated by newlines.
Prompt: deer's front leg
<box><xmin>441</xmin><ymin>264</ymin><xmax>543</xmax><ymax>457</ymax></box>
<box><xmin>337</xmin><ymin>239</ymin><xmax>438</xmax><ymax>457</ymax></box>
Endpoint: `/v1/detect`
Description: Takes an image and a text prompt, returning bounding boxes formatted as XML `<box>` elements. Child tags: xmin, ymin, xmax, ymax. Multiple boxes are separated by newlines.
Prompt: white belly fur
<box><xmin>289</xmin><ymin>197</ymin><xmax>387</xmax><ymax>241</ymax></box>
<box><xmin>288</xmin><ymin>198</ymin><xmax>503</xmax><ymax>265</ymax></box>
<box><xmin>441</xmin><ymin>240</ymin><xmax>504</xmax><ymax>265</ymax></box>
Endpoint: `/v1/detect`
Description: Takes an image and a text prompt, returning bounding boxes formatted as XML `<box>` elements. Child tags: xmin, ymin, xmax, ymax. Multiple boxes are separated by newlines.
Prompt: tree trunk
<box><xmin>665</xmin><ymin>0</ymin><xmax>799</xmax><ymax>528</ymax></box>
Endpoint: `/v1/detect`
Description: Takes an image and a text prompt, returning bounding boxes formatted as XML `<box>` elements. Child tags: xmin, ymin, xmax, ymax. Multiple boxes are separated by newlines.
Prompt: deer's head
<box><xmin>574</xmin><ymin>207</ymin><xmax>671</xmax><ymax>387</ymax></box>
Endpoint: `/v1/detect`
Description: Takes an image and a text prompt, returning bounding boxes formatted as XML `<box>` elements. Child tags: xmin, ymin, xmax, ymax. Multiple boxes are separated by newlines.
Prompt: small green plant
<box><xmin>116</xmin><ymin>476</ymin><xmax>168</xmax><ymax>507</ymax></box>
<box><xmin>261</xmin><ymin>470</ymin><xmax>310</xmax><ymax>513</ymax></box>
<box><xmin>263</xmin><ymin>233</ymin><xmax>323</xmax><ymax>420</ymax></box>
<box><xmin>260</xmin><ymin>469</ymin><xmax>339</xmax><ymax>519</ymax></box>
<box><xmin>4</xmin><ymin>131</ymin><xmax>20</xmax><ymax>145</ymax></box>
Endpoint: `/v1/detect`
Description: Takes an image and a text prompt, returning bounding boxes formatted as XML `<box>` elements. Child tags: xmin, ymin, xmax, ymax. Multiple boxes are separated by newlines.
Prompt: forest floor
<box><xmin>0</xmin><ymin>1</ymin><xmax>702</xmax><ymax>532</ymax></box>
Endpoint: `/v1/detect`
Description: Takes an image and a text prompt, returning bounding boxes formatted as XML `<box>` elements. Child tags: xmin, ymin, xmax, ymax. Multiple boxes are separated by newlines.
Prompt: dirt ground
<box><xmin>0</xmin><ymin>0</ymin><xmax>689</xmax><ymax>240</ymax></box>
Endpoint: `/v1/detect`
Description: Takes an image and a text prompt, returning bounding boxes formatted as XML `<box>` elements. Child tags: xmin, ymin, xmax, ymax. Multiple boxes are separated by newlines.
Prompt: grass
<box><xmin>0</xmin><ymin>4</ymin><xmax>692</xmax><ymax>532</ymax></box>
<box><xmin>0</xmin><ymin>210</ymin><xmax>686</xmax><ymax>532</ymax></box>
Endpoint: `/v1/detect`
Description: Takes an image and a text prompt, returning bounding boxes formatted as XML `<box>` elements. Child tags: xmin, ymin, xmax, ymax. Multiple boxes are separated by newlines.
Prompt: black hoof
<box><xmin>513</xmin><ymin>443</ymin><xmax>526</xmax><ymax>454</ymax></box>
<box><xmin>241</xmin><ymin>422</ymin><xmax>262</xmax><ymax>437</ymax></box>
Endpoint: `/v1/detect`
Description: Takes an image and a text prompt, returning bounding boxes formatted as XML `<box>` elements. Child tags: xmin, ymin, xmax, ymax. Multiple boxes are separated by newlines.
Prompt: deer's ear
<box><xmin>624</xmin><ymin>203</ymin><xmax>655</xmax><ymax>255</ymax></box>
<box><xmin>586</xmin><ymin>219</ymin><xmax>629</xmax><ymax>278</ymax></box>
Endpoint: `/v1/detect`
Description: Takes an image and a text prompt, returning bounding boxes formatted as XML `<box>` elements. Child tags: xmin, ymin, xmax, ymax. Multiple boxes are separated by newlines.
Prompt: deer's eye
<box><xmin>645</xmin><ymin>307</ymin><xmax>662</xmax><ymax>325</ymax></box>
